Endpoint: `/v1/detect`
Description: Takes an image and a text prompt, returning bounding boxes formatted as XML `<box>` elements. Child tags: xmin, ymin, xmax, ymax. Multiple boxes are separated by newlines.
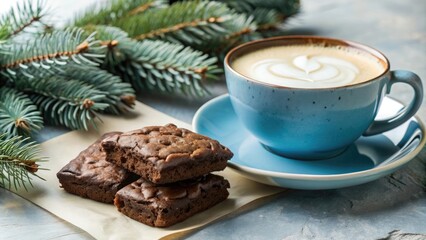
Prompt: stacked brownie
<box><xmin>56</xmin><ymin>132</ymin><xmax>138</xmax><ymax>203</ymax></box>
<box><xmin>57</xmin><ymin>124</ymin><xmax>233</xmax><ymax>227</ymax></box>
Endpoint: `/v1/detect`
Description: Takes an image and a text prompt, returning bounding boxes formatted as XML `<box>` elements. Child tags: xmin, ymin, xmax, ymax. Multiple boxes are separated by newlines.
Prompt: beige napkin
<box><xmin>12</xmin><ymin>101</ymin><xmax>283</xmax><ymax>239</ymax></box>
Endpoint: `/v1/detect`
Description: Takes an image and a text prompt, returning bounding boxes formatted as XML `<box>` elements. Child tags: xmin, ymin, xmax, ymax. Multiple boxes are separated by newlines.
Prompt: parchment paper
<box><xmin>11</xmin><ymin>101</ymin><xmax>284</xmax><ymax>240</ymax></box>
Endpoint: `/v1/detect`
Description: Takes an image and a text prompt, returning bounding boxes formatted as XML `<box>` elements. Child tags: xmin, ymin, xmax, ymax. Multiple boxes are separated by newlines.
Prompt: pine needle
<box><xmin>0</xmin><ymin>87</ymin><xmax>43</xmax><ymax>138</ymax></box>
<box><xmin>0</xmin><ymin>28</ymin><xmax>104</xmax><ymax>79</ymax></box>
<box><xmin>93</xmin><ymin>26</ymin><xmax>220</xmax><ymax>96</ymax></box>
<box><xmin>0</xmin><ymin>134</ymin><xmax>46</xmax><ymax>190</ymax></box>
<box><xmin>72</xmin><ymin>0</ymin><xmax>167</xmax><ymax>27</ymax></box>
<box><xmin>115</xmin><ymin>1</ymin><xmax>242</xmax><ymax>48</ymax></box>
<box><xmin>14</xmin><ymin>76</ymin><xmax>109</xmax><ymax>130</ymax></box>
<box><xmin>0</xmin><ymin>0</ymin><xmax>48</xmax><ymax>38</ymax></box>
<box><xmin>216</xmin><ymin>0</ymin><xmax>300</xmax><ymax>18</ymax></box>
<box><xmin>59</xmin><ymin>64</ymin><xmax>136</xmax><ymax>114</ymax></box>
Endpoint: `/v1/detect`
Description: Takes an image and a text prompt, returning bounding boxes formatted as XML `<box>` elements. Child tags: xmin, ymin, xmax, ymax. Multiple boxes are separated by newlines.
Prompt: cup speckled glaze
<box><xmin>225</xmin><ymin>36</ymin><xmax>423</xmax><ymax>159</ymax></box>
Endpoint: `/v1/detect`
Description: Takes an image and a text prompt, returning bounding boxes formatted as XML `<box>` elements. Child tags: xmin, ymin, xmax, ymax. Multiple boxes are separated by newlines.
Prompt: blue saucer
<box><xmin>193</xmin><ymin>94</ymin><xmax>425</xmax><ymax>190</ymax></box>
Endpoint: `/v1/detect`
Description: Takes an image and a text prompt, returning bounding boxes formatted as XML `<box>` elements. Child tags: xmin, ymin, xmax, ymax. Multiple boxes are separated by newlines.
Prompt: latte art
<box><xmin>252</xmin><ymin>55</ymin><xmax>360</xmax><ymax>88</ymax></box>
<box><xmin>232</xmin><ymin>45</ymin><xmax>385</xmax><ymax>89</ymax></box>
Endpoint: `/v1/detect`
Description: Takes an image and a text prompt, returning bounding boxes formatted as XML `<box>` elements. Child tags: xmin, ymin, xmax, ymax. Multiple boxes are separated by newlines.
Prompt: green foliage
<box><xmin>215</xmin><ymin>0</ymin><xmax>300</xmax><ymax>38</ymax></box>
<box><xmin>117</xmin><ymin>39</ymin><xmax>220</xmax><ymax>96</ymax></box>
<box><xmin>0</xmin><ymin>87</ymin><xmax>43</xmax><ymax>137</ymax></box>
<box><xmin>0</xmin><ymin>0</ymin><xmax>46</xmax><ymax>38</ymax></box>
<box><xmin>59</xmin><ymin>64</ymin><xmax>136</xmax><ymax>114</ymax></box>
<box><xmin>216</xmin><ymin>0</ymin><xmax>300</xmax><ymax>18</ymax></box>
<box><xmin>0</xmin><ymin>27</ymin><xmax>10</xmax><ymax>41</ymax></box>
<box><xmin>0</xmin><ymin>134</ymin><xmax>45</xmax><ymax>190</ymax></box>
<box><xmin>250</xmin><ymin>8</ymin><xmax>283</xmax><ymax>31</ymax></box>
<box><xmin>14</xmin><ymin>76</ymin><xmax>109</xmax><ymax>130</ymax></box>
<box><xmin>114</xmin><ymin>1</ymin><xmax>242</xmax><ymax>48</ymax></box>
<box><xmin>195</xmin><ymin>13</ymin><xmax>257</xmax><ymax>59</ymax></box>
<box><xmin>0</xmin><ymin>28</ymin><xmax>104</xmax><ymax>80</ymax></box>
<box><xmin>92</xmin><ymin>26</ymin><xmax>221</xmax><ymax>96</ymax></box>
<box><xmin>72</xmin><ymin>0</ymin><xmax>167</xmax><ymax>27</ymax></box>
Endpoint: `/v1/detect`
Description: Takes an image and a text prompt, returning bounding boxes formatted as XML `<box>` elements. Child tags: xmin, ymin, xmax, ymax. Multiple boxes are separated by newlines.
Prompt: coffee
<box><xmin>225</xmin><ymin>36</ymin><xmax>423</xmax><ymax>159</ymax></box>
<box><xmin>231</xmin><ymin>45</ymin><xmax>385</xmax><ymax>88</ymax></box>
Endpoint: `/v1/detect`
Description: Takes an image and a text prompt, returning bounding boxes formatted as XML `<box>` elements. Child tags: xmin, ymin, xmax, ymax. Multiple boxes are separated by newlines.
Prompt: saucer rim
<box><xmin>192</xmin><ymin>94</ymin><xmax>426</xmax><ymax>181</ymax></box>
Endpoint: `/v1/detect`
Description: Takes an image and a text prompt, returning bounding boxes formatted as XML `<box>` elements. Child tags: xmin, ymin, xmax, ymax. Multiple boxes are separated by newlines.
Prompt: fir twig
<box><xmin>115</xmin><ymin>1</ymin><xmax>241</xmax><ymax>48</ymax></box>
<box><xmin>0</xmin><ymin>87</ymin><xmax>43</xmax><ymax>137</ymax></box>
<box><xmin>0</xmin><ymin>28</ymin><xmax>105</xmax><ymax>79</ymax></box>
<box><xmin>0</xmin><ymin>27</ymin><xmax>10</xmax><ymax>41</ymax></box>
<box><xmin>215</xmin><ymin>0</ymin><xmax>300</xmax><ymax>38</ymax></box>
<box><xmin>117</xmin><ymin>40</ymin><xmax>220</xmax><ymax>96</ymax></box>
<box><xmin>0</xmin><ymin>134</ymin><xmax>46</xmax><ymax>190</ymax></box>
<box><xmin>0</xmin><ymin>0</ymin><xmax>47</xmax><ymax>38</ymax></box>
<box><xmin>14</xmin><ymin>76</ymin><xmax>109</xmax><ymax>130</ymax></box>
<box><xmin>195</xmin><ymin>13</ymin><xmax>257</xmax><ymax>59</ymax></box>
<box><xmin>59</xmin><ymin>64</ymin><xmax>135</xmax><ymax>114</ymax></box>
<box><xmin>94</xmin><ymin>26</ymin><xmax>220</xmax><ymax>96</ymax></box>
<box><xmin>250</xmin><ymin>8</ymin><xmax>284</xmax><ymax>33</ymax></box>
<box><xmin>72</xmin><ymin>0</ymin><xmax>167</xmax><ymax>27</ymax></box>
<box><xmin>216</xmin><ymin>0</ymin><xmax>300</xmax><ymax>18</ymax></box>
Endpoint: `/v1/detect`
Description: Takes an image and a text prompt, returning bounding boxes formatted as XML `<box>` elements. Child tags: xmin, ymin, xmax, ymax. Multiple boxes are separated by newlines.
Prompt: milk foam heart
<box><xmin>232</xmin><ymin>45</ymin><xmax>385</xmax><ymax>88</ymax></box>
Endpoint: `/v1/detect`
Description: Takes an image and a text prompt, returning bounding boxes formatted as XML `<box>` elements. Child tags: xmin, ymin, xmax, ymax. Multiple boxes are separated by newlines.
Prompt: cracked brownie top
<box><xmin>101</xmin><ymin>124</ymin><xmax>233</xmax><ymax>170</ymax></box>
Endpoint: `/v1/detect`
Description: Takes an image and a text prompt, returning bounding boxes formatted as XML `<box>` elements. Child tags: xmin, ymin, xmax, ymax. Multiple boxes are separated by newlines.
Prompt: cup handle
<box><xmin>363</xmin><ymin>70</ymin><xmax>423</xmax><ymax>136</ymax></box>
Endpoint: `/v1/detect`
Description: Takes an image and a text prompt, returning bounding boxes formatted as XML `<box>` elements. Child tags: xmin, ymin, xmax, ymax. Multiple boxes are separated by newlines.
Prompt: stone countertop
<box><xmin>1</xmin><ymin>0</ymin><xmax>425</xmax><ymax>239</ymax></box>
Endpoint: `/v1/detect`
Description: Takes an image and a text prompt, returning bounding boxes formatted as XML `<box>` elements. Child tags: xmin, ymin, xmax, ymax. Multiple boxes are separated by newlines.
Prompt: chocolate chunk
<box><xmin>114</xmin><ymin>174</ymin><xmax>230</xmax><ymax>227</ymax></box>
<box><xmin>102</xmin><ymin>124</ymin><xmax>233</xmax><ymax>184</ymax></box>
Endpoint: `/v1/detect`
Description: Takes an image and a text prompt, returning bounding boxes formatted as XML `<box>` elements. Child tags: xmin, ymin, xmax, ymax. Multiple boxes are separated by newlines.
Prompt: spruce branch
<box><xmin>0</xmin><ymin>0</ymin><xmax>47</xmax><ymax>38</ymax></box>
<box><xmin>72</xmin><ymin>0</ymin><xmax>167</xmax><ymax>27</ymax></box>
<box><xmin>14</xmin><ymin>76</ymin><xmax>109</xmax><ymax>130</ymax></box>
<box><xmin>0</xmin><ymin>28</ymin><xmax>104</xmax><ymax>79</ymax></box>
<box><xmin>0</xmin><ymin>134</ymin><xmax>46</xmax><ymax>190</ymax></box>
<box><xmin>195</xmin><ymin>13</ymin><xmax>257</xmax><ymax>59</ymax></box>
<box><xmin>250</xmin><ymin>8</ymin><xmax>285</xmax><ymax>33</ymax></box>
<box><xmin>115</xmin><ymin>1</ymin><xmax>241</xmax><ymax>48</ymax></box>
<box><xmin>0</xmin><ymin>87</ymin><xmax>43</xmax><ymax>137</ymax></box>
<box><xmin>0</xmin><ymin>27</ymin><xmax>10</xmax><ymax>41</ymax></box>
<box><xmin>116</xmin><ymin>40</ymin><xmax>220</xmax><ymax>96</ymax></box>
<box><xmin>93</xmin><ymin>26</ymin><xmax>220</xmax><ymax>96</ymax></box>
<box><xmin>216</xmin><ymin>0</ymin><xmax>300</xmax><ymax>19</ymax></box>
<box><xmin>59</xmin><ymin>64</ymin><xmax>136</xmax><ymax>114</ymax></box>
<box><xmin>215</xmin><ymin>0</ymin><xmax>300</xmax><ymax>38</ymax></box>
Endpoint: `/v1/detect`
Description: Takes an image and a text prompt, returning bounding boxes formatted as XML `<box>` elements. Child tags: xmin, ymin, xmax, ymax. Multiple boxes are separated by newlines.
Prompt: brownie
<box><xmin>101</xmin><ymin>124</ymin><xmax>233</xmax><ymax>184</ymax></box>
<box><xmin>57</xmin><ymin>132</ymin><xmax>138</xmax><ymax>203</ymax></box>
<box><xmin>114</xmin><ymin>174</ymin><xmax>230</xmax><ymax>227</ymax></box>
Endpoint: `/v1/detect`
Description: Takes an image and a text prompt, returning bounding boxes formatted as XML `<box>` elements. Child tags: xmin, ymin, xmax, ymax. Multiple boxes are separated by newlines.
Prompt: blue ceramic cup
<box><xmin>224</xmin><ymin>36</ymin><xmax>423</xmax><ymax>159</ymax></box>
